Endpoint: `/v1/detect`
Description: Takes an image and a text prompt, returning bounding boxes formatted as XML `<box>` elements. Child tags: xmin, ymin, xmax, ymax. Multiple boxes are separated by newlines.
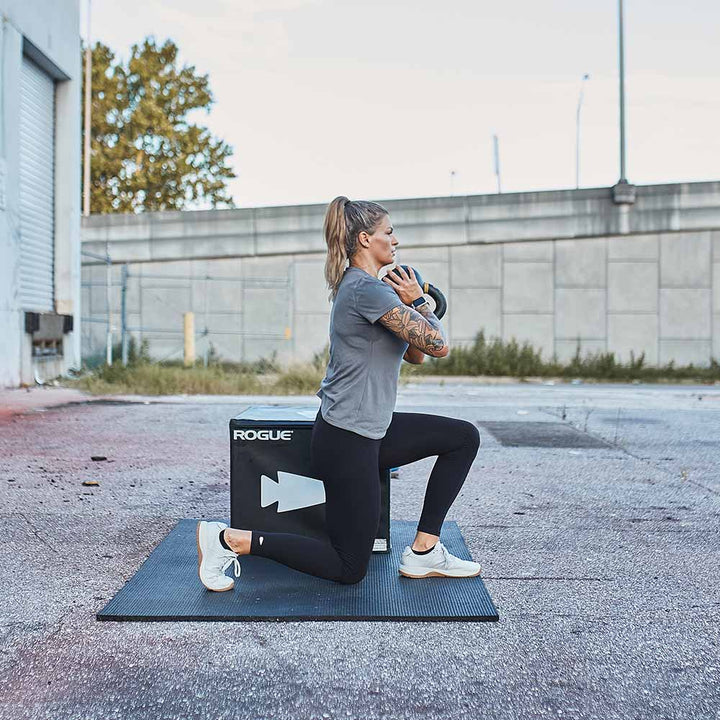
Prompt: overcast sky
<box><xmin>81</xmin><ymin>0</ymin><xmax>720</xmax><ymax>209</ymax></box>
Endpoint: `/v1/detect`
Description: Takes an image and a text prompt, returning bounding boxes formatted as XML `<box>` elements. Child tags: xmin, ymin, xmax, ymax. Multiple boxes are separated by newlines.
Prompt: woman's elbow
<box><xmin>430</xmin><ymin>343</ymin><xmax>450</xmax><ymax>359</ymax></box>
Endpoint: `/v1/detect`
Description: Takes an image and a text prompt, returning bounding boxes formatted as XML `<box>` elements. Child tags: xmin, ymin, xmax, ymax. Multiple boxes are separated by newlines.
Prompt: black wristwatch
<box><xmin>410</xmin><ymin>295</ymin><xmax>429</xmax><ymax>310</ymax></box>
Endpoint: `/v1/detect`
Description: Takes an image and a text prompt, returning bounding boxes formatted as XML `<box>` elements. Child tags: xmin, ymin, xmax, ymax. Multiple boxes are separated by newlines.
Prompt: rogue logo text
<box><xmin>233</xmin><ymin>430</ymin><xmax>294</xmax><ymax>441</ymax></box>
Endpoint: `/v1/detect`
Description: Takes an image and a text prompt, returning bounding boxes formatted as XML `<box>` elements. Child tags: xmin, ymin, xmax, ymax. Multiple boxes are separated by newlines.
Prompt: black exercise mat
<box><xmin>97</xmin><ymin>520</ymin><xmax>498</xmax><ymax>622</ymax></box>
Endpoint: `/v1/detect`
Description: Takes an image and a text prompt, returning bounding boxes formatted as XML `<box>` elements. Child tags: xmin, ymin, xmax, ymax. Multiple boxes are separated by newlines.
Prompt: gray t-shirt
<box><xmin>316</xmin><ymin>266</ymin><xmax>408</xmax><ymax>439</ymax></box>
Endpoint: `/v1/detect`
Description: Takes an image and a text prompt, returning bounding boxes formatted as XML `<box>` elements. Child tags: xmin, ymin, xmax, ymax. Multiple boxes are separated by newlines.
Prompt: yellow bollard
<box><xmin>184</xmin><ymin>312</ymin><xmax>195</xmax><ymax>367</ymax></box>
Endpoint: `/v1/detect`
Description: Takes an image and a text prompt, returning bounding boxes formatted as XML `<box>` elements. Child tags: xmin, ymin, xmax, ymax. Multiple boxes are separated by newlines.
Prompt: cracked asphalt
<box><xmin>0</xmin><ymin>382</ymin><xmax>718</xmax><ymax>720</ymax></box>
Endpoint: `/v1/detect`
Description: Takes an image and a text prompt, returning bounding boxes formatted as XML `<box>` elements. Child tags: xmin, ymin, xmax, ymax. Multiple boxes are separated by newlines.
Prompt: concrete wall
<box><xmin>0</xmin><ymin>1</ymin><xmax>81</xmax><ymax>386</ymax></box>
<box><xmin>81</xmin><ymin>181</ymin><xmax>720</xmax><ymax>367</ymax></box>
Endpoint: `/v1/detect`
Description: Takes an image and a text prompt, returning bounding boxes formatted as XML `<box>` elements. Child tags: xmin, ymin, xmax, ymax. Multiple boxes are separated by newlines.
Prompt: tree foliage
<box><xmin>81</xmin><ymin>37</ymin><xmax>235</xmax><ymax>213</ymax></box>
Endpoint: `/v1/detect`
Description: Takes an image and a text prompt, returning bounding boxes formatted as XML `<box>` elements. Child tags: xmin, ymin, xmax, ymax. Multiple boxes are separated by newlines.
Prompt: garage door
<box><xmin>19</xmin><ymin>54</ymin><xmax>55</xmax><ymax>312</ymax></box>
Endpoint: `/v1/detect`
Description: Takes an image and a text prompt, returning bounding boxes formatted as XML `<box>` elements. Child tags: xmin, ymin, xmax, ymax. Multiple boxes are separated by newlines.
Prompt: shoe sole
<box><xmin>398</xmin><ymin>565</ymin><xmax>482</xmax><ymax>579</ymax></box>
<box><xmin>196</xmin><ymin>521</ymin><xmax>234</xmax><ymax>592</ymax></box>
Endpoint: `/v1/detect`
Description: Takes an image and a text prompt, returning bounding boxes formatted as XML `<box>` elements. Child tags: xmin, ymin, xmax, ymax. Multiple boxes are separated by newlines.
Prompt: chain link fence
<box><xmin>81</xmin><ymin>251</ymin><xmax>294</xmax><ymax>367</ymax></box>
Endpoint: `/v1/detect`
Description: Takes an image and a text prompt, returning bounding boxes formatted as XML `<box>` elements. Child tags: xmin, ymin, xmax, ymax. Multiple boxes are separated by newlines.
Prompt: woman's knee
<box><xmin>337</xmin><ymin>559</ymin><xmax>370</xmax><ymax>585</ymax></box>
<box><xmin>338</xmin><ymin>569</ymin><xmax>367</xmax><ymax>585</ymax></box>
<box><xmin>460</xmin><ymin>420</ymin><xmax>481</xmax><ymax>450</ymax></box>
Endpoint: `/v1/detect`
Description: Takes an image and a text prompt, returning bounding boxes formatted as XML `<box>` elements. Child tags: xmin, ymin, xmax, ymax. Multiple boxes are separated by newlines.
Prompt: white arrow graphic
<box><xmin>260</xmin><ymin>470</ymin><xmax>326</xmax><ymax>513</ymax></box>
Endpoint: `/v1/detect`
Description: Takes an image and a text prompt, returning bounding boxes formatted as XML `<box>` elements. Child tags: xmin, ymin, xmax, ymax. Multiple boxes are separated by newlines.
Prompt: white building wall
<box><xmin>0</xmin><ymin>0</ymin><xmax>81</xmax><ymax>387</ymax></box>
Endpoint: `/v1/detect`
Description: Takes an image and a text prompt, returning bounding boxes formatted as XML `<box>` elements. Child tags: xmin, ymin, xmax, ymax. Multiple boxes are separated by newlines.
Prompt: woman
<box><xmin>196</xmin><ymin>196</ymin><xmax>482</xmax><ymax>591</ymax></box>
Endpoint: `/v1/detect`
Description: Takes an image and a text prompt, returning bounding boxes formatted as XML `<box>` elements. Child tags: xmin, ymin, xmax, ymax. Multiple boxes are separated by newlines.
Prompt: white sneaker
<box><xmin>196</xmin><ymin>520</ymin><xmax>241</xmax><ymax>592</ymax></box>
<box><xmin>398</xmin><ymin>541</ymin><xmax>481</xmax><ymax>578</ymax></box>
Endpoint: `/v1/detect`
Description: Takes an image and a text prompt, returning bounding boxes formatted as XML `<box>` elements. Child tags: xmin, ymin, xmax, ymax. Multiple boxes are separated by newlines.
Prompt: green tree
<box><xmin>81</xmin><ymin>37</ymin><xmax>235</xmax><ymax>213</ymax></box>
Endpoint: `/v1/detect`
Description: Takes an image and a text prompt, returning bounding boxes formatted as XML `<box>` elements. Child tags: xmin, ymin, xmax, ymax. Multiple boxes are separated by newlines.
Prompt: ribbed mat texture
<box><xmin>97</xmin><ymin>520</ymin><xmax>498</xmax><ymax>622</ymax></box>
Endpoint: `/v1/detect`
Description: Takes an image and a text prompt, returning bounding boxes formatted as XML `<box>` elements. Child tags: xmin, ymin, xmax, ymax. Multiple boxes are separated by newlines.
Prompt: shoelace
<box><xmin>220</xmin><ymin>553</ymin><xmax>242</xmax><ymax>578</ymax></box>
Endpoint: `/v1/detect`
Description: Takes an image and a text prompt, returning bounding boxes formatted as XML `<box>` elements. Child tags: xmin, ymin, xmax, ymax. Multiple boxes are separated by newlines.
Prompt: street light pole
<box><xmin>575</xmin><ymin>73</ymin><xmax>590</xmax><ymax>189</ymax></box>
<box><xmin>618</xmin><ymin>0</ymin><xmax>627</xmax><ymax>183</ymax></box>
<box><xmin>492</xmin><ymin>134</ymin><xmax>501</xmax><ymax>193</ymax></box>
<box><xmin>611</xmin><ymin>0</ymin><xmax>635</xmax><ymax>228</ymax></box>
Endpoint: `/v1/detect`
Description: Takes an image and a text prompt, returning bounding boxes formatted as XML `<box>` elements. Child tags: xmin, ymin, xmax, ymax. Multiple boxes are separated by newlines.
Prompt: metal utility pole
<box><xmin>105</xmin><ymin>241</ymin><xmax>112</xmax><ymax>366</ymax></box>
<box><xmin>120</xmin><ymin>265</ymin><xmax>129</xmax><ymax>366</ymax></box>
<box><xmin>612</xmin><ymin>0</ymin><xmax>635</xmax><ymax>225</ymax></box>
<box><xmin>618</xmin><ymin>0</ymin><xmax>627</xmax><ymax>183</ymax></box>
<box><xmin>575</xmin><ymin>73</ymin><xmax>590</xmax><ymax>189</ymax></box>
<box><xmin>492</xmin><ymin>134</ymin><xmax>501</xmax><ymax>193</ymax></box>
<box><xmin>82</xmin><ymin>0</ymin><xmax>92</xmax><ymax>217</ymax></box>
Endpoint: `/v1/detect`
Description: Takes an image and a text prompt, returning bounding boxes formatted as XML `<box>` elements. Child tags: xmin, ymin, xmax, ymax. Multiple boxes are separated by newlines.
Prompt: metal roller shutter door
<box><xmin>19</xmin><ymin>55</ymin><xmax>55</xmax><ymax>312</ymax></box>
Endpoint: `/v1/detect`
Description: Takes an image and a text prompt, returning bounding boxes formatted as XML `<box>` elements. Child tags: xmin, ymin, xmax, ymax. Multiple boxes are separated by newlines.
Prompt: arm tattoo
<box><xmin>377</xmin><ymin>304</ymin><xmax>448</xmax><ymax>356</ymax></box>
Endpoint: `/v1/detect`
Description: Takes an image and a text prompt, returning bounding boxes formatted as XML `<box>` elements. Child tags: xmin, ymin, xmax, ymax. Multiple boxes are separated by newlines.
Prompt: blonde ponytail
<box><xmin>323</xmin><ymin>196</ymin><xmax>388</xmax><ymax>302</ymax></box>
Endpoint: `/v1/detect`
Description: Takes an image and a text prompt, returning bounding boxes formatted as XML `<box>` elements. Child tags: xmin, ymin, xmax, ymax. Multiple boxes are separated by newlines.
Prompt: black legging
<box><xmin>248</xmin><ymin>410</ymin><xmax>481</xmax><ymax>584</ymax></box>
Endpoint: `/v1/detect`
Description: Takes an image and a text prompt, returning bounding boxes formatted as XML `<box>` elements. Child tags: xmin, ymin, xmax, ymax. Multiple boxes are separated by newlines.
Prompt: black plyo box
<box><xmin>230</xmin><ymin>405</ymin><xmax>391</xmax><ymax>552</ymax></box>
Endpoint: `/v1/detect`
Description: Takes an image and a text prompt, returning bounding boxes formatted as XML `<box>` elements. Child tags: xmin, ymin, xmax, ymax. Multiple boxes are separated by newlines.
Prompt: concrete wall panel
<box><xmin>82</xmin><ymin>320</ymin><xmax>108</xmax><ymax>361</ymax></box>
<box><xmin>411</xmin><ymin>260</ymin><xmax>449</xmax><ymax>297</ymax></box>
<box><xmin>608</xmin><ymin>314</ymin><xmax>658</xmax><ymax>364</ymax></box>
<box><xmin>659</xmin><ymin>340</ymin><xmax>712</xmax><ymax>366</ymax></box>
<box><xmin>89</xmin><ymin>284</ymin><xmax>121</xmax><ymax>321</ymax></box>
<box><xmin>554</xmin><ymin>339</ymin><xmax>607</xmax><ymax>363</ymax></box>
<box><xmin>294</xmin><ymin>313</ymin><xmax>331</xmax><ymax>362</ymax></box>
<box><xmin>242</xmin><ymin>288</ymin><xmax>290</xmax><ymax>335</ymax></box>
<box><xmin>142</xmin><ymin>338</ymin><xmax>184</xmax><ymax>362</ymax></box>
<box><xmin>141</xmin><ymin>260</ymin><xmax>192</xmax><ymax>277</ymax></box>
<box><xmin>125</xmin><ymin>272</ymin><xmax>143</xmax><ymax>314</ymax></box>
<box><xmin>195</xmin><ymin>279</ymin><xmax>242</xmax><ymax>315</ymax></box>
<box><xmin>607</xmin><ymin>234</ymin><xmax>659</xmax><ymax>261</ymax></box>
<box><xmin>195</xmin><ymin>258</ymin><xmax>244</xmax><ymax>277</ymax></box>
<box><xmin>404</xmin><ymin>222</ymin><xmax>466</xmax><ymax>247</ymax></box>
<box><xmin>450</xmin><ymin>245</ymin><xmax>501</xmax><ymax>288</ymax></box>
<box><xmin>659</xmin><ymin>289</ymin><xmax>711</xmax><ymax>339</ymax></box>
<box><xmin>206</xmin><ymin>333</ymin><xmax>243</xmax><ymax>361</ymax></box>
<box><xmin>140</xmin><ymin>288</ymin><xmax>191</xmax><ymax>332</ymax></box>
<box><xmin>399</xmin><ymin>246</ymin><xmax>449</xmax><ymax>263</ymax></box>
<box><xmin>555</xmin><ymin>289</ymin><xmax>606</xmax><ymax>340</ymax></box>
<box><xmin>660</xmin><ymin>232</ymin><xmax>711</xmax><ymax>287</ymax></box>
<box><xmin>294</xmin><ymin>261</ymin><xmax>329</xmax><ymax>314</ymax></box>
<box><xmin>244</xmin><ymin>338</ymin><xmax>291</xmax><ymax>364</ymax></box>
<box><xmin>190</xmin><ymin>258</ymin><xmax>242</xmax><ymax>315</ymax></box>
<box><xmin>503</xmin><ymin>263</ymin><xmax>553</xmax><ymax>313</ymax></box>
<box><xmin>242</xmin><ymin>256</ymin><xmax>292</xmax><ymax>279</ymax></box>
<box><xmin>502</xmin><ymin>314</ymin><xmax>554</xmax><ymax>358</ymax></box>
<box><xmin>555</xmin><ymin>238</ymin><xmax>606</xmax><ymax>287</ymax></box>
<box><xmin>449</xmin><ymin>289</ymin><xmax>501</xmax><ymax>340</ymax></box>
<box><xmin>608</xmin><ymin>262</ymin><xmax>658</xmax><ymax>313</ymax></box>
<box><xmin>502</xmin><ymin>241</ymin><xmax>553</xmax><ymax>262</ymax></box>
<box><xmin>202</xmin><ymin>313</ymin><xmax>242</xmax><ymax>334</ymax></box>
<box><xmin>713</xmin><ymin>263</ymin><xmax>720</xmax><ymax>313</ymax></box>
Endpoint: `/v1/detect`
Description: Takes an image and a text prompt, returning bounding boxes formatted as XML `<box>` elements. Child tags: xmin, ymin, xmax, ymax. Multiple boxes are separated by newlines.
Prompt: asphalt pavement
<box><xmin>0</xmin><ymin>382</ymin><xmax>718</xmax><ymax>720</ymax></box>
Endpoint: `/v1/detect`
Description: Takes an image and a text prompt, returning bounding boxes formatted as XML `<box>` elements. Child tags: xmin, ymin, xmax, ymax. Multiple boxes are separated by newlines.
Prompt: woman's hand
<box><xmin>381</xmin><ymin>265</ymin><xmax>424</xmax><ymax>306</ymax></box>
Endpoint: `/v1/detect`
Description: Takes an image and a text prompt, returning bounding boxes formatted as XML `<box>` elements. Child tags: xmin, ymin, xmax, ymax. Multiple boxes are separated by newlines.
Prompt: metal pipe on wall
<box><xmin>82</xmin><ymin>0</ymin><xmax>92</xmax><ymax>217</ymax></box>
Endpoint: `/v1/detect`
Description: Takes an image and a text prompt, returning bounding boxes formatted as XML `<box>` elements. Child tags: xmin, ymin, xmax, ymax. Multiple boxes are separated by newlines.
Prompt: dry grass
<box><xmin>67</xmin><ymin>362</ymin><xmax>325</xmax><ymax>396</ymax></box>
<box><xmin>67</xmin><ymin>330</ymin><xmax>720</xmax><ymax>396</ymax></box>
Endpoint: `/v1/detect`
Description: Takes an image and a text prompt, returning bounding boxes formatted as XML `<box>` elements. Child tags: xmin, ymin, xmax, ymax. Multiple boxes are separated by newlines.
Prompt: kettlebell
<box><xmin>388</xmin><ymin>265</ymin><xmax>447</xmax><ymax>320</ymax></box>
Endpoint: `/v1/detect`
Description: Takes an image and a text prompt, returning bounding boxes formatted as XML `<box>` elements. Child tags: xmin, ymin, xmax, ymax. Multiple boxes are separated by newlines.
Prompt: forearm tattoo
<box><xmin>378</xmin><ymin>304</ymin><xmax>448</xmax><ymax>355</ymax></box>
